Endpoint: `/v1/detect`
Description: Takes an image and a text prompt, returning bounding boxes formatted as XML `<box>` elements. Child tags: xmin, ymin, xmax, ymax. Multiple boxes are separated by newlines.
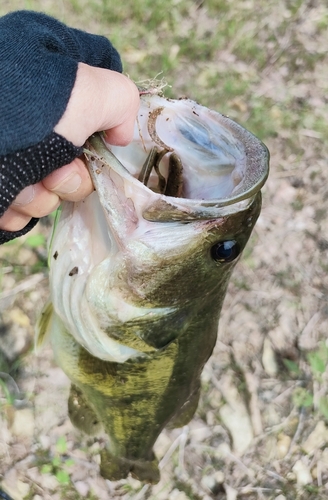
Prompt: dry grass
<box><xmin>1</xmin><ymin>0</ymin><xmax>328</xmax><ymax>499</ymax></box>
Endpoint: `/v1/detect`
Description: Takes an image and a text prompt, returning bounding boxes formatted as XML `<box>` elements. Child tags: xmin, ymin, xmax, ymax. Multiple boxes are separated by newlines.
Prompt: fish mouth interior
<box><xmin>110</xmin><ymin>98</ymin><xmax>268</xmax><ymax>204</ymax></box>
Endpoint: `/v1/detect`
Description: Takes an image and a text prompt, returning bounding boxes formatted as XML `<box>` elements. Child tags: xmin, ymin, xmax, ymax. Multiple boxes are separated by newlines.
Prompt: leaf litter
<box><xmin>1</xmin><ymin>0</ymin><xmax>328</xmax><ymax>498</ymax></box>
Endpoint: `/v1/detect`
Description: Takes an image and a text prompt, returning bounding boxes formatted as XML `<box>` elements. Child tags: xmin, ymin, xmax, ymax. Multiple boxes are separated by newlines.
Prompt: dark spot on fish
<box><xmin>69</xmin><ymin>267</ymin><xmax>79</xmax><ymax>276</ymax></box>
<box><xmin>192</xmin><ymin>110</ymin><xmax>199</xmax><ymax>116</ymax></box>
<box><xmin>211</xmin><ymin>240</ymin><xmax>240</xmax><ymax>263</ymax></box>
<box><xmin>93</xmin><ymin>420</ymin><xmax>99</xmax><ymax>426</ymax></box>
<box><xmin>90</xmin><ymin>156</ymin><xmax>95</xmax><ymax>161</ymax></box>
<box><xmin>53</xmin><ymin>251</ymin><xmax>58</xmax><ymax>260</ymax></box>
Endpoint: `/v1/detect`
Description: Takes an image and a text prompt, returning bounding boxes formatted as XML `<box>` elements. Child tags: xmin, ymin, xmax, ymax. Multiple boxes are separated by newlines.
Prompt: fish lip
<box><xmin>217</xmin><ymin>114</ymin><xmax>269</xmax><ymax>205</ymax></box>
<box><xmin>88</xmin><ymin>119</ymin><xmax>268</xmax><ymax>211</ymax></box>
<box><xmin>85</xmin><ymin>98</ymin><xmax>269</xmax><ymax>223</ymax></box>
<box><xmin>142</xmin><ymin>115</ymin><xmax>269</xmax><ymax>221</ymax></box>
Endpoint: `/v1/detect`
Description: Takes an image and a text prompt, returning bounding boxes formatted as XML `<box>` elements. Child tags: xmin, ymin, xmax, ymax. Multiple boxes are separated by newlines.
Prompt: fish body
<box><xmin>37</xmin><ymin>94</ymin><xmax>269</xmax><ymax>483</ymax></box>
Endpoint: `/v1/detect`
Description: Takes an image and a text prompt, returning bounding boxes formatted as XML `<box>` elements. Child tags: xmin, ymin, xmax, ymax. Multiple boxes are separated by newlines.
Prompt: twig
<box><xmin>238</xmin><ymin>486</ymin><xmax>282</xmax><ymax>495</ymax></box>
<box><xmin>265</xmin><ymin>469</ymin><xmax>287</xmax><ymax>483</ymax></box>
<box><xmin>300</xmin><ymin>311</ymin><xmax>321</xmax><ymax>342</ymax></box>
<box><xmin>317</xmin><ymin>460</ymin><xmax>323</xmax><ymax>488</ymax></box>
<box><xmin>159</xmin><ymin>430</ymin><xmax>187</xmax><ymax>471</ymax></box>
<box><xmin>21</xmin><ymin>474</ymin><xmax>53</xmax><ymax>500</ymax></box>
<box><xmin>0</xmin><ymin>273</ymin><xmax>45</xmax><ymax>304</ymax></box>
<box><xmin>209</xmin><ymin>373</ymin><xmax>224</xmax><ymax>393</ymax></box>
<box><xmin>243</xmin><ymin>369</ymin><xmax>263</xmax><ymax>436</ymax></box>
<box><xmin>313</xmin><ymin>380</ymin><xmax>321</xmax><ymax>411</ymax></box>
<box><xmin>284</xmin><ymin>407</ymin><xmax>305</xmax><ymax>460</ymax></box>
<box><xmin>272</xmin><ymin>169</ymin><xmax>306</xmax><ymax>179</ymax></box>
<box><xmin>226</xmin><ymin>452</ymin><xmax>254</xmax><ymax>480</ymax></box>
<box><xmin>133</xmin><ymin>484</ymin><xmax>150</xmax><ymax>500</ymax></box>
<box><xmin>178</xmin><ymin>426</ymin><xmax>189</xmax><ymax>471</ymax></box>
<box><xmin>67</xmin><ymin>454</ymin><xmax>98</xmax><ymax>470</ymax></box>
<box><xmin>271</xmin><ymin>383</ymin><xmax>298</xmax><ymax>405</ymax></box>
<box><xmin>137</xmin><ymin>74</ymin><xmax>169</xmax><ymax>96</ymax></box>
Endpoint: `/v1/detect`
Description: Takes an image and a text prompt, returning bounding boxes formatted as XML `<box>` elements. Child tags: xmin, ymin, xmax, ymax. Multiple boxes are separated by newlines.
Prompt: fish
<box><xmin>36</xmin><ymin>92</ymin><xmax>269</xmax><ymax>484</ymax></box>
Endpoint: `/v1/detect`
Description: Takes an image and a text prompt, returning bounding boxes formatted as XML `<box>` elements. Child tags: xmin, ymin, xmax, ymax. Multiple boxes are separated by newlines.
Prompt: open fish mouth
<box><xmin>86</xmin><ymin>93</ymin><xmax>269</xmax><ymax>222</ymax></box>
<box><xmin>44</xmin><ymin>92</ymin><xmax>269</xmax><ymax>364</ymax></box>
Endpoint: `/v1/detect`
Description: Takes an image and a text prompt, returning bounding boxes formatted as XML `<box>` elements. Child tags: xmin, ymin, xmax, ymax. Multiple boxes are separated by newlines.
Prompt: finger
<box><xmin>0</xmin><ymin>207</ymin><xmax>32</xmax><ymax>232</ymax></box>
<box><xmin>10</xmin><ymin>183</ymin><xmax>60</xmax><ymax>218</ymax></box>
<box><xmin>99</xmin><ymin>72</ymin><xmax>139</xmax><ymax>145</ymax></box>
<box><xmin>54</xmin><ymin>63</ymin><xmax>140</xmax><ymax>147</ymax></box>
<box><xmin>42</xmin><ymin>157</ymin><xmax>94</xmax><ymax>201</ymax></box>
<box><xmin>96</xmin><ymin>69</ymin><xmax>140</xmax><ymax>136</ymax></box>
<box><xmin>103</xmin><ymin>120</ymin><xmax>135</xmax><ymax>147</ymax></box>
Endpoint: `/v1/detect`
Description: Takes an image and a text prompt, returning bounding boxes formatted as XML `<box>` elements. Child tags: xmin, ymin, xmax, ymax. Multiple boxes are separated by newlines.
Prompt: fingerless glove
<box><xmin>0</xmin><ymin>10</ymin><xmax>122</xmax><ymax>243</ymax></box>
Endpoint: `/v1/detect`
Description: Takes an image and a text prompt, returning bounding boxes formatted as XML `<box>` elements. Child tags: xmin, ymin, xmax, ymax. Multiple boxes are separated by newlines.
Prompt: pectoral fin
<box><xmin>68</xmin><ymin>384</ymin><xmax>102</xmax><ymax>435</ymax></box>
<box><xmin>35</xmin><ymin>302</ymin><xmax>54</xmax><ymax>349</ymax></box>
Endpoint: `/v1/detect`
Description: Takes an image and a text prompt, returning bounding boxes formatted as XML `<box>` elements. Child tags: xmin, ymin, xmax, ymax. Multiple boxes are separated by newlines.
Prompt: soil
<box><xmin>0</xmin><ymin>1</ymin><xmax>328</xmax><ymax>499</ymax></box>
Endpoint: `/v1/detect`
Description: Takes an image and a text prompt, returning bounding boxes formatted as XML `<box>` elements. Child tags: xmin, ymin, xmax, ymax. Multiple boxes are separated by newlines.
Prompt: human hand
<box><xmin>0</xmin><ymin>63</ymin><xmax>140</xmax><ymax>232</ymax></box>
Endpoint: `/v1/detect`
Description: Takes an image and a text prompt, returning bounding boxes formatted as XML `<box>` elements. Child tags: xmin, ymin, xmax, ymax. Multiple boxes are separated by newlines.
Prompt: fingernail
<box><xmin>12</xmin><ymin>185</ymin><xmax>35</xmax><ymax>206</ymax></box>
<box><xmin>54</xmin><ymin>173</ymin><xmax>82</xmax><ymax>195</ymax></box>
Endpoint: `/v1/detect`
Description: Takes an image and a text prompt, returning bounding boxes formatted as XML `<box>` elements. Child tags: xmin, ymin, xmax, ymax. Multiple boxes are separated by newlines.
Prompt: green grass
<box><xmin>1</xmin><ymin>1</ymin><xmax>328</xmax><ymax>497</ymax></box>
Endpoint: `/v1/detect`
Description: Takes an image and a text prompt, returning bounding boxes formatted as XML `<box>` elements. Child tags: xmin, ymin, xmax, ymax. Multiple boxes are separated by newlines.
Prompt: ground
<box><xmin>0</xmin><ymin>0</ymin><xmax>328</xmax><ymax>499</ymax></box>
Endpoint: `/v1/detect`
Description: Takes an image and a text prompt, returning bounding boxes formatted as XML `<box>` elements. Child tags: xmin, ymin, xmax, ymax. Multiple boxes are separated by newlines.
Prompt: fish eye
<box><xmin>210</xmin><ymin>240</ymin><xmax>240</xmax><ymax>263</ymax></box>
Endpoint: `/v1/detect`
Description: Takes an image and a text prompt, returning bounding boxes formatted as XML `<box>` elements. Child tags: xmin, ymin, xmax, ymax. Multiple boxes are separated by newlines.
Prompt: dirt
<box><xmin>0</xmin><ymin>1</ymin><xmax>328</xmax><ymax>499</ymax></box>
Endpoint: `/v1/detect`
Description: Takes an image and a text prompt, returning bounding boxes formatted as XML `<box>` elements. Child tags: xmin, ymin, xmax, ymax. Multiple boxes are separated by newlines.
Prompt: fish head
<box><xmin>98</xmin><ymin>196</ymin><xmax>262</xmax><ymax>310</ymax></box>
<box><xmin>84</xmin><ymin>94</ymin><xmax>267</xmax><ymax>306</ymax></box>
<box><xmin>47</xmin><ymin>94</ymin><xmax>268</xmax><ymax>362</ymax></box>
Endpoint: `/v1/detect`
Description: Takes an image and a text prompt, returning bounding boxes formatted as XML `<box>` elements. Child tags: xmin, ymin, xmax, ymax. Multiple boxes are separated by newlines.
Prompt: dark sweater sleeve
<box><xmin>0</xmin><ymin>10</ymin><xmax>123</xmax><ymax>243</ymax></box>
<box><xmin>0</xmin><ymin>10</ymin><xmax>122</xmax><ymax>155</ymax></box>
<box><xmin>0</xmin><ymin>133</ymin><xmax>82</xmax><ymax>244</ymax></box>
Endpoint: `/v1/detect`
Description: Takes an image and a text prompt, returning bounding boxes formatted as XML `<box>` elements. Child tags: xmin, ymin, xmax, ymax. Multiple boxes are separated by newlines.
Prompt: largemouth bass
<box><xmin>37</xmin><ymin>93</ymin><xmax>269</xmax><ymax>483</ymax></box>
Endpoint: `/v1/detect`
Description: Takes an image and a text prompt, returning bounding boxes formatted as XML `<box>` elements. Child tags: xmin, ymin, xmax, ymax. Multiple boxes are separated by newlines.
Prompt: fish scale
<box><xmin>36</xmin><ymin>92</ymin><xmax>269</xmax><ymax>483</ymax></box>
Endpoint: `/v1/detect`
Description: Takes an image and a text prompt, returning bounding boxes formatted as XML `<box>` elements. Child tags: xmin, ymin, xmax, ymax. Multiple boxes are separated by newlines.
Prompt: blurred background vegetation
<box><xmin>0</xmin><ymin>0</ymin><xmax>328</xmax><ymax>499</ymax></box>
<box><xmin>2</xmin><ymin>0</ymin><xmax>326</xmax><ymax>141</ymax></box>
